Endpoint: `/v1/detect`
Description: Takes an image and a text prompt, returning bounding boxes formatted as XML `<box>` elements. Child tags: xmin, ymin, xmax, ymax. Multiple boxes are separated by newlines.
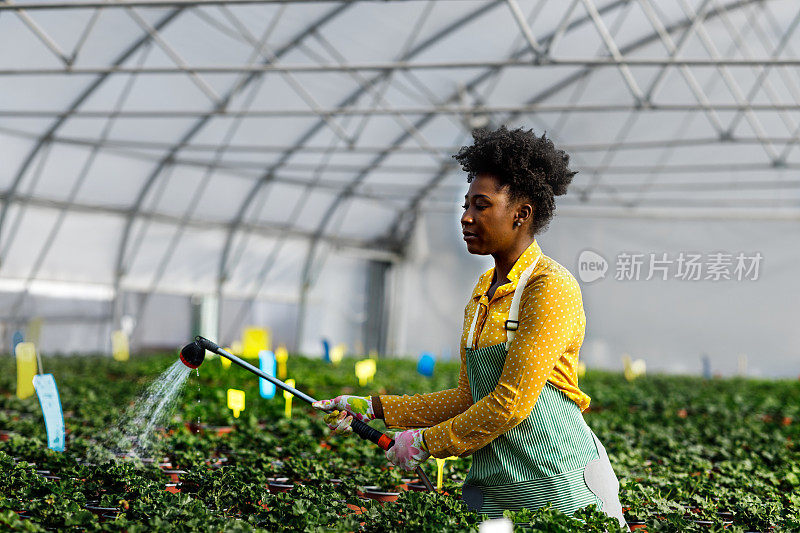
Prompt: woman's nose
<box><xmin>461</xmin><ymin>210</ymin><xmax>472</xmax><ymax>225</ymax></box>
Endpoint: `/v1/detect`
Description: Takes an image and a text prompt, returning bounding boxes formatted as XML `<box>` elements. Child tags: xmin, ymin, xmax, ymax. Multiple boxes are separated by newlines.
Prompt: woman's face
<box><xmin>461</xmin><ymin>173</ymin><xmax>529</xmax><ymax>255</ymax></box>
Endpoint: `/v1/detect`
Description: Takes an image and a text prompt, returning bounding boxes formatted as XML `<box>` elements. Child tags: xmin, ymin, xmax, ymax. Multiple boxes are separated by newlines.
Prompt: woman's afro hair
<box><xmin>453</xmin><ymin>126</ymin><xmax>577</xmax><ymax>235</ymax></box>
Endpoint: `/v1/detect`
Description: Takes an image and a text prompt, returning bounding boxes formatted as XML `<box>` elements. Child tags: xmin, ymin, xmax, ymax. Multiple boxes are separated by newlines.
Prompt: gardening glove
<box><xmin>385</xmin><ymin>429</ymin><xmax>430</xmax><ymax>471</ymax></box>
<box><xmin>312</xmin><ymin>395</ymin><xmax>374</xmax><ymax>435</ymax></box>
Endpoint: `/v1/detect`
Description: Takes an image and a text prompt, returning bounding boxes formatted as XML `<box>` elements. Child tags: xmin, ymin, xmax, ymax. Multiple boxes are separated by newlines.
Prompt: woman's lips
<box><xmin>463</xmin><ymin>231</ymin><xmax>478</xmax><ymax>241</ymax></box>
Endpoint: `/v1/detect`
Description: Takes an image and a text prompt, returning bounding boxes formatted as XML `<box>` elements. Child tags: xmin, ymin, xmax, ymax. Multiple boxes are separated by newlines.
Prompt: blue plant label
<box><xmin>259</xmin><ymin>350</ymin><xmax>277</xmax><ymax>399</ymax></box>
<box><xmin>321</xmin><ymin>339</ymin><xmax>330</xmax><ymax>362</ymax></box>
<box><xmin>417</xmin><ymin>352</ymin><xmax>435</xmax><ymax>377</ymax></box>
<box><xmin>11</xmin><ymin>330</ymin><xmax>24</xmax><ymax>355</ymax></box>
<box><xmin>32</xmin><ymin>374</ymin><xmax>65</xmax><ymax>452</ymax></box>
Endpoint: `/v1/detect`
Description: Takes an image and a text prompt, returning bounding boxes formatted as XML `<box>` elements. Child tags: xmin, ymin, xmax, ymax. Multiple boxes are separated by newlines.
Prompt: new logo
<box><xmin>577</xmin><ymin>250</ymin><xmax>608</xmax><ymax>283</ymax></box>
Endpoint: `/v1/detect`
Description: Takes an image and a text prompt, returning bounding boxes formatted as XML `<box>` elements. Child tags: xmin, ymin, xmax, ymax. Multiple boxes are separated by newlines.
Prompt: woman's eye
<box><xmin>461</xmin><ymin>204</ymin><xmax>469</xmax><ymax>210</ymax></box>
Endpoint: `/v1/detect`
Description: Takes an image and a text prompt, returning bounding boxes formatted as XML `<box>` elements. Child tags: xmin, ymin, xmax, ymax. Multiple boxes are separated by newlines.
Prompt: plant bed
<box><xmin>359</xmin><ymin>485</ymin><xmax>400</xmax><ymax>503</ymax></box>
<box><xmin>162</xmin><ymin>468</ymin><xmax>188</xmax><ymax>483</ymax></box>
<box><xmin>84</xmin><ymin>504</ymin><xmax>120</xmax><ymax>517</ymax></box>
<box><xmin>1</xmin><ymin>354</ymin><xmax>798</xmax><ymax>531</ymax></box>
<box><xmin>205</xmin><ymin>425</ymin><xmax>234</xmax><ymax>436</ymax></box>
<box><xmin>267</xmin><ymin>477</ymin><xmax>296</xmax><ymax>493</ymax></box>
<box><xmin>139</xmin><ymin>457</ymin><xmax>172</xmax><ymax>469</ymax></box>
<box><xmin>406</xmin><ymin>482</ymin><xmax>429</xmax><ymax>492</ymax></box>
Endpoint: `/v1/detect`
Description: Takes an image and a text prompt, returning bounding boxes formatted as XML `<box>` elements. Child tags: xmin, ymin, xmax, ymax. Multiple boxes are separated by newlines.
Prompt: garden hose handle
<box><xmin>350</xmin><ymin>417</ymin><xmax>394</xmax><ymax>450</ymax></box>
<box><xmin>349</xmin><ymin>418</ymin><xmax>435</xmax><ymax>492</ymax></box>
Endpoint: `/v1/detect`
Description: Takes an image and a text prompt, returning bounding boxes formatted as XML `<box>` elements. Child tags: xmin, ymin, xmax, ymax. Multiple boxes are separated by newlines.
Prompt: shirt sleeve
<box><xmin>379</xmin><ymin>347</ymin><xmax>474</xmax><ymax>429</ymax></box>
<box><xmin>422</xmin><ymin>273</ymin><xmax>583</xmax><ymax>459</ymax></box>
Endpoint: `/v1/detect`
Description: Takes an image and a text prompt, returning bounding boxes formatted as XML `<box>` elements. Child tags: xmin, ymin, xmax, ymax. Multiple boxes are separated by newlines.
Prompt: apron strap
<box><xmin>505</xmin><ymin>255</ymin><xmax>541</xmax><ymax>350</ymax></box>
<box><xmin>466</xmin><ymin>300</ymin><xmax>482</xmax><ymax>350</ymax></box>
<box><xmin>466</xmin><ymin>255</ymin><xmax>541</xmax><ymax>350</ymax></box>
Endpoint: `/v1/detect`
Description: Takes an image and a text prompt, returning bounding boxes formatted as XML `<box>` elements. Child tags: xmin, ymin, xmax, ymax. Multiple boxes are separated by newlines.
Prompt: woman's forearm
<box><xmin>374</xmin><ymin>362</ymin><xmax>472</xmax><ymax>428</ymax></box>
<box><xmin>378</xmin><ymin>387</ymin><xmax>473</xmax><ymax>428</ymax></box>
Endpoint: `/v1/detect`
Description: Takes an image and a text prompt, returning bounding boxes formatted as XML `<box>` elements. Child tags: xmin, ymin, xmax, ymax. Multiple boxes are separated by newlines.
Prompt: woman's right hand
<box><xmin>312</xmin><ymin>395</ymin><xmax>374</xmax><ymax>434</ymax></box>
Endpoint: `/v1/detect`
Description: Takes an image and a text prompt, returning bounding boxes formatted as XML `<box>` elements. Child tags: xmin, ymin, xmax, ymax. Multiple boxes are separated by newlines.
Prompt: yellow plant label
<box><xmin>284</xmin><ymin>379</ymin><xmax>295</xmax><ymax>419</ymax></box>
<box><xmin>242</xmin><ymin>327</ymin><xmax>269</xmax><ymax>359</ymax></box>
<box><xmin>435</xmin><ymin>456</ymin><xmax>459</xmax><ymax>491</ymax></box>
<box><xmin>112</xmin><ymin>330</ymin><xmax>129</xmax><ymax>362</ymax></box>
<box><xmin>27</xmin><ymin>317</ymin><xmax>43</xmax><ymax>346</ymax></box>
<box><xmin>330</xmin><ymin>344</ymin><xmax>346</xmax><ymax>366</ymax></box>
<box><xmin>221</xmin><ymin>340</ymin><xmax>243</xmax><ymax>369</ymax></box>
<box><xmin>220</xmin><ymin>349</ymin><xmax>232</xmax><ymax>369</ymax></box>
<box><xmin>622</xmin><ymin>354</ymin><xmax>646</xmax><ymax>381</ymax></box>
<box><xmin>355</xmin><ymin>359</ymin><xmax>376</xmax><ymax>387</ymax></box>
<box><xmin>227</xmin><ymin>388</ymin><xmax>245</xmax><ymax>418</ymax></box>
<box><xmin>16</xmin><ymin>342</ymin><xmax>38</xmax><ymax>399</ymax></box>
<box><xmin>275</xmin><ymin>345</ymin><xmax>289</xmax><ymax>379</ymax></box>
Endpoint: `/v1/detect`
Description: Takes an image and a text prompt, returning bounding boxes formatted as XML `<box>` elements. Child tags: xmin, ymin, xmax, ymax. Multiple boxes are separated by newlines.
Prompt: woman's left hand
<box><xmin>385</xmin><ymin>429</ymin><xmax>430</xmax><ymax>471</ymax></box>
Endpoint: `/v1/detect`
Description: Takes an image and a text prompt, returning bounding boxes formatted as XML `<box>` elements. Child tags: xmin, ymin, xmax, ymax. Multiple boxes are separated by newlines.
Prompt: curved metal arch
<box><xmin>0</xmin><ymin>8</ymin><xmax>185</xmax><ymax>268</ymax></box>
<box><xmin>215</xmin><ymin>0</ymin><xmax>505</xmax><ymax>291</ymax></box>
<box><xmin>292</xmin><ymin>0</ymin><xmax>767</xmax><ymax>347</ymax></box>
<box><xmin>290</xmin><ymin>0</ymin><xmax>638</xmax><ymax>348</ymax></box>
<box><xmin>388</xmin><ymin>0</ymin><xmax>768</xmax><ymax>249</ymax></box>
<box><xmin>111</xmin><ymin>4</ymin><xmax>353</xmax><ymax>300</ymax></box>
<box><xmin>297</xmin><ymin>0</ymin><xmax>633</xmax><ymax>256</ymax></box>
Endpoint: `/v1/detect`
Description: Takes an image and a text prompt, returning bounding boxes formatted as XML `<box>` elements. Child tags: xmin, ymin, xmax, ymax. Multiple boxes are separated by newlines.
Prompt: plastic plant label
<box><xmin>330</xmin><ymin>344</ymin><xmax>345</xmax><ymax>366</ymax></box>
<box><xmin>112</xmin><ymin>330</ymin><xmax>130</xmax><ymax>362</ymax></box>
<box><xmin>11</xmin><ymin>330</ymin><xmax>24</xmax><ymax>356</ymax></box>
<box><xmin>355</xmin><ymin>359</ymin><xmax>376</xmax><ymax>386</ymax></box>
<box><xmin>222</xmin><ymin>341</ymin><xmax>243</xmax><ymax>370</ymax></box>
<box><xmin>15</xmin><ymin>342</ymin><xmax>38</xmax><ymax>399</ymax></box>
<box><xmin>27</xmin><ymin>317</ymin><xmax>43</xmax><ymax>346</ymax></box>
<box><xmin>702</xmin><ymin>354</ymin><xmax>711</xmax><ymax>379</ymax></box>
<box><xmin>321</xmin><ymin>339</ymin><xmax>330</xmax><ymax>362</ymax></box>
<box><xmin>417</xmin><ymin>353</ymin><xmax>435</xmax><ymax>377</ymax></box>
<box><xmin>283</xmin><ymin>379</ymin><xmax>295</xmax><ymax>419</ymax></box>
<box><xmin>227</xmin><ymin>389</ymin><xmax>245</xmax><ymax>418</ymax></box>
<box><xmin>33</xmin><ymin>374</ymin><xmax>65</xmax><ymax>452</ymax></box>
<box><xmin>275</xmin><ymin>345</ymin><xmax>289</xmax><ymax>379</ymax></box>
<box><xmin>243</xmin><ymin>327</ymin><xmax>270</xmax><ymax>359</ymax></box>
<box><xmin>622</xmin><ymin>354</ymin><xmax>646</xmax><ymax>382</ymax></box>
<box><xmin>259</xmin><ymin>350</ymin><xmax>277</xmax><ymax>399</ymax></box>
<box><xmin>435</xmin><ymin>456</ymin><xmax>459</xmax><ymax>491</ymax></box>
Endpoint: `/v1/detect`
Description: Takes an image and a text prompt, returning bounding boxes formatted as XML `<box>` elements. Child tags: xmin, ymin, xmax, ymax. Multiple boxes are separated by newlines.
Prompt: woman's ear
<box><xmin>516</xmin><ymin>203</ymin><xmax>533</xmax><ymax>224</ymax></box>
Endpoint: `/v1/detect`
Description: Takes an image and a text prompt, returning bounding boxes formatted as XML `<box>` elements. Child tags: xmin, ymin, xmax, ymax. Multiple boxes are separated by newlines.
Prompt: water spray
<box><xmin>180</xmin><ymin>336</ymin><xmax>436</xmax><ymax>492</ymax></box>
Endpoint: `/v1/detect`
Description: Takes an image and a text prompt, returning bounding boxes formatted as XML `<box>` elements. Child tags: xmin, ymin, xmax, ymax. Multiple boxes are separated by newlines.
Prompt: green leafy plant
<box><xmin>0</xmin><ymin>353</ymin><xmax>797</xmax><ymax>531</ymax></box>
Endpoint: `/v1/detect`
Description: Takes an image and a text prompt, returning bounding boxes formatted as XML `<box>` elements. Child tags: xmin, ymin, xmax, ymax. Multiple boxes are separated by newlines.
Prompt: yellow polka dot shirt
<box><xmin>380</xmin><ymin>240</ymin><xmax>590</xmax><ymax>459</ymax></box>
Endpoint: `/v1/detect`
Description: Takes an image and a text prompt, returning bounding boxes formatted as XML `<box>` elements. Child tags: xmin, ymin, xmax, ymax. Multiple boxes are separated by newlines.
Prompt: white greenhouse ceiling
<box><xmin>1</xmin><ymin>0</ymin><xmax>800</xmax><ymax>301</ymax></box>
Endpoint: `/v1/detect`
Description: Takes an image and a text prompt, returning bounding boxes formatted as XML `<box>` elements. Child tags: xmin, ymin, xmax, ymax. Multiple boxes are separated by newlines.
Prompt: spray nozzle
<box><xmin>179</xmin><ymin>341</ymin><xmax>205</xmax><ymax>369</ymax></box>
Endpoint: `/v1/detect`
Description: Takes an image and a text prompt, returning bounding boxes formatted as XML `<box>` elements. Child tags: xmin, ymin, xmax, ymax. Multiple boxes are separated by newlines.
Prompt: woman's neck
<box><xmin>492</xmin><ymin>237</ymin><xmax>536</xmax><ymax>286</ymax></box>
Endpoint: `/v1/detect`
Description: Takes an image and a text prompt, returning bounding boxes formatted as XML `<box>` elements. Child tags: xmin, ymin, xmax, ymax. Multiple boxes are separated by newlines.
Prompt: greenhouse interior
<box><xmin>1</xmin><ymin>0</ymin><xmax>798</xmax><ymax>531</ymax></box>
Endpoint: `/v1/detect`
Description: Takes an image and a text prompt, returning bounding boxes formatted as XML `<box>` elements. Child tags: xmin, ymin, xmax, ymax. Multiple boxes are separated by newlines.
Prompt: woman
<box><xmin>313</xmin><ymin>126</ymin><xmax>627</xmax><ymax>527</ymax></box>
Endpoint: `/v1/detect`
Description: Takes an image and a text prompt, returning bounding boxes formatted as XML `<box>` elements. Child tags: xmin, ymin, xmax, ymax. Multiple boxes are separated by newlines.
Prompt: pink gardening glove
<box><xmin>385</xmin><ymin>429</ymin><xmax>430</xmax><ymax>471</ymax></box>
<box><xmin>312</xmin><ymin>395</ymin><xmax>374</xmax><ymax>434</ymax></box>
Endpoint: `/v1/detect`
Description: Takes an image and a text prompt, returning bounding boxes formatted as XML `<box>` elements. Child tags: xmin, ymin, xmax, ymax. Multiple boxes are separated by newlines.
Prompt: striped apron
<box><xmin>460</xmin><ymin>259</ymin><xmax>627</xmax><ymax>529</ymax></box>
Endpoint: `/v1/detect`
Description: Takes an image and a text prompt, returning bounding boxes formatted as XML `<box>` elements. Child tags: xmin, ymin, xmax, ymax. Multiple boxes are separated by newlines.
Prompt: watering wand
<box><xmin>180</xmin><ymin>336</ymin><xmax>436</xmax><ymax>492</ymax></box>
